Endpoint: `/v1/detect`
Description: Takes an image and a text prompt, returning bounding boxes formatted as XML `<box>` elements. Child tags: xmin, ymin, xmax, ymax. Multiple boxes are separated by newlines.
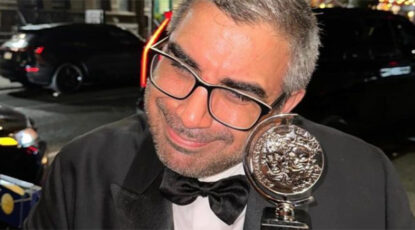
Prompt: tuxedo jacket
<box><xmin>24</xmin><ymin>112</ymin><xmax>415</xmax><ymax>229</ymax></box>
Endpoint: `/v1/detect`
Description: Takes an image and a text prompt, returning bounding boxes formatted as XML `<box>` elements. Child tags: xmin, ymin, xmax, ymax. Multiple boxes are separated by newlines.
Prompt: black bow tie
<box><xmin>159</xmin><ymin>168</ymin><xmax>250</xmax><ymax>225</ymax></box>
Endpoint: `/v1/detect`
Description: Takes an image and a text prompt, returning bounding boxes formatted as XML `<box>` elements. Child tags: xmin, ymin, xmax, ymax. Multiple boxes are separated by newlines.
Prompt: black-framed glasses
<box><xmin>149</xmin><ymin>37</ymin><xmax>285</xmax><ymax>131</ymax></box>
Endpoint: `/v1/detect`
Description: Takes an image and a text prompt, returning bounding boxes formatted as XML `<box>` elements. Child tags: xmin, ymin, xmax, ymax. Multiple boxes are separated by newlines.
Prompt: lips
<box><xmin>166</xmin><ymin>125</ymin><xmax>211</xmax><ymax>149</ymax></box>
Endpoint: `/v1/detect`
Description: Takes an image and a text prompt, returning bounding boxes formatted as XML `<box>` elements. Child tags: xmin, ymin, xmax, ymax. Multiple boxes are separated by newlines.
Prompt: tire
<box><xmin>51</xmin><ymin>63</ymin><xmax>83</xmax><ymax>93</ymax></box>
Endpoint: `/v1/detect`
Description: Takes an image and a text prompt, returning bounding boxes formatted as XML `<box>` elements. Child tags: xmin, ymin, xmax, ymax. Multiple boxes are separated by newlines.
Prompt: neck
<box><xmin>198</xmin><ymin>163</ymin><xmax>244</xmax><ymax>182</ymax></box>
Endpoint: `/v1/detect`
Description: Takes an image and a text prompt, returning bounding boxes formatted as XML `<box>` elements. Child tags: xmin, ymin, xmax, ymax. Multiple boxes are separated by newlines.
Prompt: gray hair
<box><xmin>167</xmin><ymin>0</ymin><xmax>320</xmax><ymax>96</ymax></box>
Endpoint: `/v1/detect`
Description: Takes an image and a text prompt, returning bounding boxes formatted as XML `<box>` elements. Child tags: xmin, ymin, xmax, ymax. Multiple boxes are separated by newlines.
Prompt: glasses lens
<box><xmin>150</xmin><ymin>53</ymin><xmax>196</xmax><ymax>98</ymax></box>
<box><xmin>210</xmin><ymin>88</ymin><xmax>262</xmax><ymax>129</ymax></box>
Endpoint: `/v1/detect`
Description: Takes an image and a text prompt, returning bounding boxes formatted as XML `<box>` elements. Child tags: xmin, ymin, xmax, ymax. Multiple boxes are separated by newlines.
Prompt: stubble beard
<box><xmin>144</xmin><ymin>88</ymin><xmax>244</xmax><ymax>178</ymax></box>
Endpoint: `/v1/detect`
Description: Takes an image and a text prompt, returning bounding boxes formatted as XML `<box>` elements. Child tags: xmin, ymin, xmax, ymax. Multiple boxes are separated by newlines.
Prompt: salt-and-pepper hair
<box><xmin>168</xmin><ymin>0</ymin><xmax>320</xmax><ymax>96</ymax></box>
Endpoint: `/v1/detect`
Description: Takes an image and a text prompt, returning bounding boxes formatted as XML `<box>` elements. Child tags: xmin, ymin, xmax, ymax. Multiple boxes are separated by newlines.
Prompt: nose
<box><xmin>176</xmin><ymin>86</ymin><xmax>213</xmax><ymax>129</ymax></box>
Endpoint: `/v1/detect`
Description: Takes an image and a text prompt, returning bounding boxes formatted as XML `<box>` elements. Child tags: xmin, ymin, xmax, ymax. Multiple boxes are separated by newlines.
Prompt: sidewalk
<box><xmin>0</xmin><ymin>75</ymin><xmax>22</xmax><ymax>89</ymax></box>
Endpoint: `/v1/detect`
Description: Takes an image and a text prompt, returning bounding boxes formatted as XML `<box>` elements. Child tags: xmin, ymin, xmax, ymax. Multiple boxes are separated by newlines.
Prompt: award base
<box><xmin>261</xmin><ymin>207</ymin><xmax>311</xmax><ymax>230</ymax></box>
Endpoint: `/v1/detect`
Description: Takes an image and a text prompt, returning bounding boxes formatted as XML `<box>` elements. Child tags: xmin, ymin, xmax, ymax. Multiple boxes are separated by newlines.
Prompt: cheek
<box><xmin>228</xmin><ymin>130</ymin><xmax>250</xmax><ymax>153</ymax></box>
<box><xmin>145</xmin><ymin>86</ymin><xmax>173</xmax><ymax>113</ymax></box>
<box><xmin>145</xmin><ymin>86</ymin><xmax>176</xmax><ymax>110</ymax></box>
<box><xmin>144</xmin><ymin>86</ymin><xmax>166</xmax><ymax>130</ymax></box>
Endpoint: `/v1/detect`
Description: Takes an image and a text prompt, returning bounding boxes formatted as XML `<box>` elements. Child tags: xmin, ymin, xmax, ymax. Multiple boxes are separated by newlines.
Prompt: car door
<box><xmin>380</xmin><ymin>17</ymin><xmax>415</xmax><ymax>135</ymax></box>
<box><xmin>105</xmin><ymin>26</ymin><xmax>143</xmax><ymax>83</ymax></box>
<box><xmin>81</xmin><ymin>25</ymin><xmax>120</xmax><ymax>83</ymax></box>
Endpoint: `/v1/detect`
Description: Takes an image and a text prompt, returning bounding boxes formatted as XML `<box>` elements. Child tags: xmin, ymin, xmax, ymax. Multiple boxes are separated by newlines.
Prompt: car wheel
<box><xmin>51</xmin><ymin>63</ymin><xmax>83</xmax><ymax>93</ymax></box>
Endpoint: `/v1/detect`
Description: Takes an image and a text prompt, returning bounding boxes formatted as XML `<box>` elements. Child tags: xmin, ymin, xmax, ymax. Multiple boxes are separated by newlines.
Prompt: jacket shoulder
<box><xmin>55</xmin><ymin>112</ymin><xmax>151</xmax><ymax>182</ymax></box>
<box><xmin>300</xmin><ymin>117</ymin><xmax>384</xmax><ymax>161</ymax></box>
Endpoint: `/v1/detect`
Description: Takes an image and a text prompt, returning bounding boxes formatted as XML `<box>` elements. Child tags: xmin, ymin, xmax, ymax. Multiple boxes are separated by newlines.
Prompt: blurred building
<box><xmin>0</xmin><ymin>0</ymin><xmax>19</xmax><ymax>42</ymax></box>
<box><xmin>0</xmin><ymin>0</ymin><xmax>188</xmax><ymax>42</ymax></box>
<box><xmin>0</xmin><ymin>0</ymin><xmax>144</xmax><ymax>41</ymax></box>
<box><xmin>311</xmin><ymin>0</ymin><xmax>378</xmax><ymax>8</ymax></box>
<box><xmin>375</xmin><ymin>0</ymin><xmax>415</xmax><ymax>23</ymax></box>
<box><xmin>312</xmin><ymin>0</ymin><xmax>415</xmax><ymax>23</ymax></box>
<box><xmin>8</xmin><ymin>0</ymin><xmax>415</xmax><ymax>43</ymax></box>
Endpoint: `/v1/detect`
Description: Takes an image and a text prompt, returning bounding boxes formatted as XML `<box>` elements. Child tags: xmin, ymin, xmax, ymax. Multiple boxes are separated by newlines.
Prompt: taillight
<box><xmin>25</xmin><ymin>66</ymin><xmax>39</xmax><ymax>72</ymax></box>
<box><xmin>26</xmin><ymin>146</ymin><xmax>39</xmax><ymax>155</ymax></box>
<box><xmin>388</xmin><ymin>61</ymin><xmax>398</xmax><ymax>67</ymax></box>
<box><xmin>34</xmin><ymin>46</ymin><xmax>44</xmax><ymax>55</ymax></box>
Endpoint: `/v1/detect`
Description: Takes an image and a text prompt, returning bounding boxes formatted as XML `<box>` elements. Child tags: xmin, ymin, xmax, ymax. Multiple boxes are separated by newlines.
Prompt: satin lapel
<box><xmin>111</xmin><ymin>131</ymin><xmax>173</xmax><ymax>230</ymax></box>
<box><xmin>243</xmin><ymin>187</ymin><xmax>270</xmax><ymax>230</ymax></box>
<box><xmin>110</xmin><ymin>175</ymin><xmax>173</xmax><ymax>230</ymax></box>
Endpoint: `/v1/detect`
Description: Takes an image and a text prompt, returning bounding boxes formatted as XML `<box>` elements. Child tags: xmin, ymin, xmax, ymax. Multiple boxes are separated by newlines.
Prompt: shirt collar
<box><xmin>198</xmin><ymin>163</ymin><xmax>245</xmax><ymax>182</ymax></box>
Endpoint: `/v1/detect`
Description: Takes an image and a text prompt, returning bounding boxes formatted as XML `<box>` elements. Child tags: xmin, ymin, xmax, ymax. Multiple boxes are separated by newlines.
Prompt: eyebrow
<box><xmin>167</xmin><ymin>42</ymin><xmax>200</xmax><ymax>72</ymax></box>
<box><xmin>167</xmin><ymin>41</ymin><xmax>267</xmax><ymax>100</ymax></box>
<box><xmin>221</xmin><ymin>78</ymin><xmax>267</xmax><ymax>100</ymax></box>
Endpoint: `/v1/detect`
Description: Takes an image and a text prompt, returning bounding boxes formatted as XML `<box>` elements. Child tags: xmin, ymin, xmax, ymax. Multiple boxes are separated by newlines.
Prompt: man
<box><xmin>25</xmin><ymin>0</ymin><xmax>415</xmax><ymax>229</ymax></box>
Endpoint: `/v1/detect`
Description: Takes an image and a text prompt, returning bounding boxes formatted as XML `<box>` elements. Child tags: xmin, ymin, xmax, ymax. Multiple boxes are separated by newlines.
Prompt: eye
<box><xmin>168</xmin><ymin>59</ymin><xmax>193</xmax><ymax>77</ymax></box>
<box><xmin>171</xmin><ymin>60</ymin><xmax>186</xmax><ymax>71</ymax></box>
<box><xmin>225</xmin><ymin>90</ymin><xmax>252</xmax><ymax>103</ymax></box>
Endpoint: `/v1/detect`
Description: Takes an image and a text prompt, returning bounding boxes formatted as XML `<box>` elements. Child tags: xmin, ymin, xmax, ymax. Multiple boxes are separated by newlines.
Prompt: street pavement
<box><xmin>0</xmin><ymin>76</ymin><xmax>21</xmax><ymax>90</ymax></box>
<box><xmin>0</xmin><ymin>76</ymin><xmax>140</xmax><ymax>160</ymax></box>
<box><xmin>0</xmin><ymin>76</ymin><xmax>414</xmax><ymax>215</ymax></box>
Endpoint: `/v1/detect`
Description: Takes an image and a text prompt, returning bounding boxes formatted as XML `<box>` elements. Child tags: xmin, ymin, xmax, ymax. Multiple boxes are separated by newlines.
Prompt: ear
<box><xmin>280</xmin><ymin>89</ymin><xmax>305</xmax><ymax>113</ymax></box>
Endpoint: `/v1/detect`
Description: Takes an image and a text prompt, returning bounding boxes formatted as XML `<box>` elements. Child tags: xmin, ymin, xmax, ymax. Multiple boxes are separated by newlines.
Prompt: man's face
<box><xmin>145</xmin><ymin>0</ymin><xmax>300</xmax><ymax>178</ymax></box>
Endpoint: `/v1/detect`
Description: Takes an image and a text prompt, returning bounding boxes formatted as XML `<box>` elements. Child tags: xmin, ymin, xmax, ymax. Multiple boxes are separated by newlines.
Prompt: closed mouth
<box><xmin>165</xmin><ymin>125</ymin><xmax>210</xmax><ymax>150</ymax></box>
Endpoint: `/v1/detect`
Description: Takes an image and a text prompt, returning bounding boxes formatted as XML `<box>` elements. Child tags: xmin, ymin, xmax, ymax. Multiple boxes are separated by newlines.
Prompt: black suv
<box><xmin>0</xmin><ymin>23</ymin><xmax>144</xmax><ymax>93</ymax></box>
<box><xmin>295</xmin><ymin>8</ymin><xmax>415</xmax><ymax>152</ymax></box>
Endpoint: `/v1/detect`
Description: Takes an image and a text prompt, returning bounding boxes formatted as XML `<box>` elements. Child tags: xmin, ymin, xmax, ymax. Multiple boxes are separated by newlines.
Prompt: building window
<box><xmin>52</xmin><ymin>0</ymin><xmax>71</xmax><ymax>9</ymax></box>
<box><xmin>109</xmin><ymin>0</ymin><xmax>133</xmax><ymax>12</ymax></box>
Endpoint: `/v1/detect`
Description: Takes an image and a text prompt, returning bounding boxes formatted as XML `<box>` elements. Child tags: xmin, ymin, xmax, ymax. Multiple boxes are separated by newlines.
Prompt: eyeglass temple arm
<box><xmin>140</xmin><ymin>11</ymin><xmax>173</xmax><ymax>88</ymax></box>
<box><xmin>270</xmin><ymin>93</ymin><xmax>287</xmax><ymax>109</ymax></box>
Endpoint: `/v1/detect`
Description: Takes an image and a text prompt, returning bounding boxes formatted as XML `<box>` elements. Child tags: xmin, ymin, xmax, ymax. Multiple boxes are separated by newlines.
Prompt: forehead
<box><xmin>170</xmin><ymin>0</ymin><xmax>291</xmax><ymax>102</ymax></box>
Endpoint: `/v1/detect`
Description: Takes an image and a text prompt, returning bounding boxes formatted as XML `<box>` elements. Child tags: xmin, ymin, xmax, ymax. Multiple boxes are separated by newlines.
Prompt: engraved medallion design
<box><xmin>249</xmin><ymin>119</ymin><xmax>323</xmax><ymax>195</ymax></box>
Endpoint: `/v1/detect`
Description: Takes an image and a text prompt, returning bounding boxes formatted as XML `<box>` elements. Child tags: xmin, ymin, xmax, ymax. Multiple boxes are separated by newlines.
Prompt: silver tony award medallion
<box><xmin>243</xmin><ymin>114</ymin><xmax>325</xmax><ymax>230</ymax></box>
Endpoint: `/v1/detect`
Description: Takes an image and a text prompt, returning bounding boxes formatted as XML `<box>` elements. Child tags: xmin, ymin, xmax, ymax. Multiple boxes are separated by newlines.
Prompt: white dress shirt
<box><xmin>172</xmin><ymin>163</ymin><xmax>246</xmax><ymax>230</ymax></box>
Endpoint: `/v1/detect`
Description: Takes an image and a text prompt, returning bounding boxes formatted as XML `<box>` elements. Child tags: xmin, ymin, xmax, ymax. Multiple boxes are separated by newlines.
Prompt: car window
<box><xmin>44</xmin><ymin>26</ymin><xmax>81</xmax><ymax>43</ymax></box>
<box><xmin>107</xmin><ymin>27</ymin><xmax>137</xmax><ymax>45</ymax></box>
<box><xmin>318</xmin><ymin>17</ymin><xmax>367</xmax><ymax>62</ymax></box>
<box><xmin>79</xmin><ymin>26</ymin><xmax>105</xmax><ymax>42</ymax></box>
<box><xmin>318</xmin><ymin>14</ymin><xmax>400</xmax><ymax>62</ymax></box>
<box><xmin>64</xmin><ymin>25</ymin><xmax>112</xmax><ymax>44</ymax></box>
<box><xmin>392</xmin><ymin>18</ymin><xmax>415</xmax><ymax>49</ymax></box>
<box><xmin>364</xmin><ymin>17</ymin><xmax>399</xmax><ymax>59</ymax></box>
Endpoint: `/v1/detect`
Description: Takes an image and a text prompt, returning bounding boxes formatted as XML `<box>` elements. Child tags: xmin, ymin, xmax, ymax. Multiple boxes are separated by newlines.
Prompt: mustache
<box><xmin>156</xmin><ymin>98</ymin><xmax>234</xmax><ymax>144</ymax></box>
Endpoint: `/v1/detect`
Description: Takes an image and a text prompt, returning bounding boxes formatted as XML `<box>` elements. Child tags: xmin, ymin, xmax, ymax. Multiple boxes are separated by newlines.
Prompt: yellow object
<box><xmin>0</xmin><ymin>137</ymin><xmax>18</xmax><ymax>146</ymax></box>
<box><xmin>2</xmin><ymin>184</ymin><xmax>25</xmax><ymax>196</ymax></box>
<box><xmin>41</xmin><ymin>156</ymin><xmax>48</xmax><ymax>165</ymax></box>
<box><xmin>1</xmin><ymin>193</ymin><xmax>14</xmax><ymax>215</ymax></box>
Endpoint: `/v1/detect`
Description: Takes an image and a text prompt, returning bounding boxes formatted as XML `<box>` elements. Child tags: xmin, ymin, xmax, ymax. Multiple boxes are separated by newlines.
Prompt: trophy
<box><xmin>243</xmin><ymin>114</ymin><xmax>325</xmax><ymax>230</ymax></box>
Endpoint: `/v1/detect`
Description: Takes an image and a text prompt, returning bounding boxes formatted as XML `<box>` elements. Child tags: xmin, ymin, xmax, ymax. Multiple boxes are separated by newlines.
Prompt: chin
<box><xmin>156</xmin><ymin>143</ymin><xmax>242</xmax><ymax>178</ymax></box>
<box><xmin>155</xmin><ymin>144</ymin><xmax>203</xmax><ymax>177</ymax></box>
